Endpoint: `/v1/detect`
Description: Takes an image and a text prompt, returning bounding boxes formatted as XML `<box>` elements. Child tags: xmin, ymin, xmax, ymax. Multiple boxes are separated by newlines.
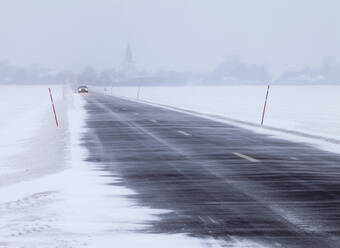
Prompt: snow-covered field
<box><xmin>98</xmin><ymin>85</ymin><xmax>340</xmax><ymax>153</ymax></box>
<box><xmin>0</xmin><ymin>85</ymin><xmax>225</xmax><ymax>248</ymax></box>
<box><xmin>0</xmin><ymin>86</ymin><xmax>66</xmax><ymax>186</ymax></box>
<box><xmin>1</xmin><ymin>84</ymin><xmax>338</xmax><ymax>247</ymax></box>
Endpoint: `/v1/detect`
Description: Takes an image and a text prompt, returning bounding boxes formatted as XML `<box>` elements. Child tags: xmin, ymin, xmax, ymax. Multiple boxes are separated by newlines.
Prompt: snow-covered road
<box><xmin>97</xmin><ymin>85</ymin><xmax>340</xmax><ymax>153</ymax></box>
<box><xmin>1</xmin><ymin>85</ymin><xmax>340</xmax><ymax>247</ymax></box>
<box><xmin>81</xmin><ymin>93</ymin><xmax>340</xmax><ymax>248</ymax></box>
<box><xmin>0</xmin><ymin>86</ymin><xmax>221</xmax><ymax>248</ymax></box>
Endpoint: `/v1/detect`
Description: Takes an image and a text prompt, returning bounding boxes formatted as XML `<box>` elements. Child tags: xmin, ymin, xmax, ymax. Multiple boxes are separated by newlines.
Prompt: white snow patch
<box><xmin>0</xmin><ymin>86</ymin><xmax>62</xmax><ymax>159</ymax></box>
<box><xmin>0</xmin><ymin>85</ymin><xmax>66</xmax><ymax>182</ymax></box>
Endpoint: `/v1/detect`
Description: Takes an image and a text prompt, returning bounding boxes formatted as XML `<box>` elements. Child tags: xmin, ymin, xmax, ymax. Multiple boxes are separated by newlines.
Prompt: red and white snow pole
<box><xmin>48</xmin><ymin>88</ymin><xmax>59</xmax><ymax>127</ymax></box>
<box><xmin>261</xmin><ymin>85</ymin><xmax>270</xmax><ymax>126</ymax></box>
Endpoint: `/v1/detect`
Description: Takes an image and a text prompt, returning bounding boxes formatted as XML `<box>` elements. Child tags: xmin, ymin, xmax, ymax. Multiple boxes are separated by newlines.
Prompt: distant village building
<box><xmin>122</xmin><ymin>44</ymin><xmax>137</xmax><ymax>79</ymax></box>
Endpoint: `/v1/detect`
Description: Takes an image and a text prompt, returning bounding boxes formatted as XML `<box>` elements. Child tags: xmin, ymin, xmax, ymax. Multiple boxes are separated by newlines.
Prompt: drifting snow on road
<box><xmin>81</xmin><ymin>92</ymin><xmax>340</xmax><ymax>248</ymax></box>
<box><xmin>1</xmin><ymin>85</ymin><xmax>340</xmax><ymax>247</ymax></box>
<box><xmin>0</xmin><ymin>86</ymin><xmax>223</xmax><ymax>248</ymax></box>
<box><xmin>99</xmin><ymin>85</ymin><xmax>340</xmax><ymax>153</ymax></box>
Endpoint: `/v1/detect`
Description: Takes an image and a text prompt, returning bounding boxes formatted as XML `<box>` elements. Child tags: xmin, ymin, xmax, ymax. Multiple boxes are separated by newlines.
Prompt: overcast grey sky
<box><xmin>0</xmin><ymin>0</ymin><xmax>339</xmax><ymax>75</ymax></box>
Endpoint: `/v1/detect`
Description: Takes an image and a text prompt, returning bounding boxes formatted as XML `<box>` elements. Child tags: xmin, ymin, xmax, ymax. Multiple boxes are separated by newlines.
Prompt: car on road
<box><xmin>77</xmin><ymin>86</ymin><xmax>88</xmax><ymax>94</ymax></box>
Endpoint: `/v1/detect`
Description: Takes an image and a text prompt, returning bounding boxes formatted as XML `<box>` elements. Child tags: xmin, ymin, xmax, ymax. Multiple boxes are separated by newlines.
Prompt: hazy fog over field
<box><xmin>0</xmin><ymin>0</ymin><xmax>339</xmax><ymax>84</ymax></box>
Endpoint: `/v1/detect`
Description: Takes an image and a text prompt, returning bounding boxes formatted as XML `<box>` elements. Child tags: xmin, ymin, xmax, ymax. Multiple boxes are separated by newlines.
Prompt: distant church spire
<box><xmin>125</xmin><ymin>44</ymin><xmax>133</xmax><ymax>64</ymax></box>
<box><xmin>122</xmin><ymin>43</ymin><xmax>136</xmax><ymax>79</ymax></box>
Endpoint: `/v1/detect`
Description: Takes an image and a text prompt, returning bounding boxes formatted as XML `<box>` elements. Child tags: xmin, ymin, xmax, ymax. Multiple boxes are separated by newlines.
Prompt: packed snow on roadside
<box><xmin>0</xmin><ymin>85</ymin><xmax>65</xmax><ymax>183</ymax></box>
<box><xmin>98</xmin><ymin>85</ymin><xmax>340</xmax><ymax>153</ymax></box>
<box><xmin>0</xmin><ymin>86</ymin><xmax>234</xmax><ymax>248</ymax></box>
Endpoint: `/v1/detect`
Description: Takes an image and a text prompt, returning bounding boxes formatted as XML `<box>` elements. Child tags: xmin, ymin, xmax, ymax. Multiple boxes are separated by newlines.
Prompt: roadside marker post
<box><xmin>137</xmin><ymin>86</ymin><xmax>141</xmax><ymax>100</ymax></box>
<box><xmin>49</xmin><ymin>88</ymin><xmax>59</xmax><ymax>127</ymax></box>
<box><xmin>261</xmin><ymin>85</ymin><xmax>270</xmax><ymax>126</ymax></box>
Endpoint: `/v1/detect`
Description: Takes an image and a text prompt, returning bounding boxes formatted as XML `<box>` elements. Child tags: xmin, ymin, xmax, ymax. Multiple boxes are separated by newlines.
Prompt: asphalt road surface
<box><xmin>83</xmin><ymin>93</ymin><xmax>340</xmax><ymax>248</ymax></box>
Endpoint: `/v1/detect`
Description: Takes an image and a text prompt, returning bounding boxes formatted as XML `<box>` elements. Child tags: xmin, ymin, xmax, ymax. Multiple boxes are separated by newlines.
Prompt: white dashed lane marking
<box><xmin>208</xmin><ymin>216</ymin><xmax>217</xmax><ymax>224</ymax></box>
<box><xmin>233</xmin><ymin>152</ymin><xmax>260</xmax><ymax>163</ymax></box>
<box><xmin>178</xmin><ymin>130</ymin><xmax>191</xmax><ymax>136</ymax></box>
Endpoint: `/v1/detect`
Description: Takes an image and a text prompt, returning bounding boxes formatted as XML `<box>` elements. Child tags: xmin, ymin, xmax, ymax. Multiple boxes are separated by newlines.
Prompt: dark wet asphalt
<box><xmin>83</xmin><ymin>93</ymin><xmax>340</xmax><ymax>248</ymax></box>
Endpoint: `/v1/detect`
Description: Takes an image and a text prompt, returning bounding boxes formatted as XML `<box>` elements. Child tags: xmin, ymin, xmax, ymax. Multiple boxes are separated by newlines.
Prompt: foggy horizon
<box><xmin>0</xmin><ymin>0</ymin><xmax>339</xmax><ymax>76</ymax></box>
